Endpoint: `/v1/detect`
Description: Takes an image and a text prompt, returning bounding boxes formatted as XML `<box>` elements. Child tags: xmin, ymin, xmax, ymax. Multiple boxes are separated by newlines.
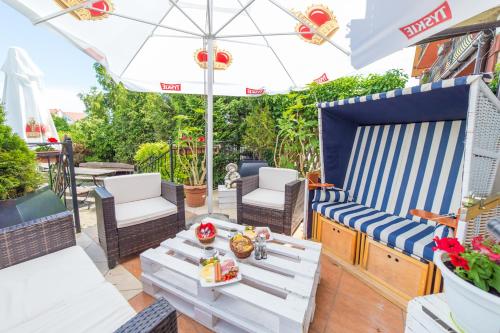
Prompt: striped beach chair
<box><xmin>309</xmin><ymin>75</ymin><xmax>500</xmax><ymax>301</ymax></box>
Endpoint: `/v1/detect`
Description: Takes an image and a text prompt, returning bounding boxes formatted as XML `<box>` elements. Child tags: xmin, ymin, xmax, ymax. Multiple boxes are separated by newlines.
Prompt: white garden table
<box><xmin>140</xmin><ymin>218</ymin><xmax>321</xmax><ymax>333</ymax></box>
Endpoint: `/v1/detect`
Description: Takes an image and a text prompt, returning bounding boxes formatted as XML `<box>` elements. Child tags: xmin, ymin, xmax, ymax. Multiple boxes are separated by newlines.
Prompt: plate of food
<box><xmin>243</xmin><ymin>226</ymin><xmax>273</xmax><ymax>241</ymax></box>
<box><xmin>198</xmin><ymin>255</ymin><xmax>241</xmax><ymax>287</ymax></box>
<box><xmin>195</xmin><ymin>222</ymin><xmax>217</xmax><ymax>244</ymax></box>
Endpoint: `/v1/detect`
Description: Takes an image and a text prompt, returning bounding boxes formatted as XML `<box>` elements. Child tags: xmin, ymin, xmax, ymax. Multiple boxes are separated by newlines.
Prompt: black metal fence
<box><xmin>29</xmin><ymin>137</ymin><xmax>81</xmax><ymax>232</ymax></box>
<box><xmin>135</xmin><ymin>140</ymin><xmax>265</xmax><ymax>186</ymax></box>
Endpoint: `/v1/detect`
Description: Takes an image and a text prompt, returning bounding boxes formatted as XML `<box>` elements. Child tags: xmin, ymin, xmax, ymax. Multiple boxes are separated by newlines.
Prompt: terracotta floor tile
<box><xmin>319</xmin><ymin>254</ymin><xmax>343</xmax><ymax>292</ymax></box>
<box><xmin>177</xmin><ymin>315</ymin><xmax>214</xmax><ymax>333</ymax></box>
<box><xmin>121</xmin><ymin>255</ymin><xmax>142</xmax><ymax>280</ymax></box>
<box><xmin>309</xmin><ymin>282</ymin><xmax>338</xmax><ymax>333</ymax></box>
<box><xmin>324</xmin><ymin>272</ymin><xmax>404</xmax><ymax>333</ymax></box>
<box><xmin>128</xmin><ymin>292</ymin><xmax>156</xmax><ymax>313</ymax></box>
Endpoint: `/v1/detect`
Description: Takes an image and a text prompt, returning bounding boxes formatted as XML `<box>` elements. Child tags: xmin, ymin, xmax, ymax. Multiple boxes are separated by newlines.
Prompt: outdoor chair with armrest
<box><xmin>95</xmin><ymin>173</ymin><xmax>185</xmax><ymax>268</ymax></box>
<box><xmin>0</xmin><ymin>211</ymin><xmax>178</xmax><ymax>333</ymax></box>
<box><xmin>236</xmin><ymin>167</ymin><xmax>305</xmax><ymax>235</ymax></box>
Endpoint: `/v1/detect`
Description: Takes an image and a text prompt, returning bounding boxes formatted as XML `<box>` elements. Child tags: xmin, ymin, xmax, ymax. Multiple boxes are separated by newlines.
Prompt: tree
<box><xmin>242</xmin><ymin>106</ymin><xmax>275</xmax><ymax>160</ymax></box>
<box><xmin>73</xmin><ymin>64</ymin><xmax>409</xmax><ymax>181</ymax></box>
<box><xmin>267</xmin><ymin>69</ymin><xmax>409</xmax><ymax>176</ymax></box>
<box><xmin>51</xmin><ymin>114</ymin><xmax>70</xmax><ymax>132</ymax></box>
<box><xmin>0</xmin><ymin>104</ymin><xmax>42</xmax><ymax>199</ymax></box>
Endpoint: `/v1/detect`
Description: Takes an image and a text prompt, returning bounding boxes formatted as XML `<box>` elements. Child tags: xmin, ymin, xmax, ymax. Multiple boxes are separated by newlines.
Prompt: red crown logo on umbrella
<box><xmin>54</xmin><ymin>0</ymin><xmax>113</xmax><ymax>21</ymax></box>
<box><xmin>25</xmin><ymin>118</ymin><xmax>46</xmax><ymax>138</ymax></box>
<box><xmin>293</xmin><ymin>4</ymin><xmax>339</xmax><ymax>45</ymax></box>
<box><xmin>194</xmin><ymin>47</ymin><xmax>232</xmax><ymax>70</ymax></box>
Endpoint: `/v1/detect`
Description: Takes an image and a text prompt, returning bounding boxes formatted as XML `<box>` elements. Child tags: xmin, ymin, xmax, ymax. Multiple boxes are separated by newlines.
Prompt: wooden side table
<box><xmin>217</xmin><ymin>185</ymin><xmax>236</xmax><ymax>209</ymax></box>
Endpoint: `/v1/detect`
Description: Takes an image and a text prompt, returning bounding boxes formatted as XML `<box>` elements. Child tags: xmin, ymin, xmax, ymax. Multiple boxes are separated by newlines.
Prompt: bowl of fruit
<box><xmin>196</xmin><ymin>222</ymin><xmax>217</xmax><ymax>244</ymax></box>
<box><xmin>230</xmin><ymin>234</ymin><xmax>254</xmax><ymax>259</ymax></box>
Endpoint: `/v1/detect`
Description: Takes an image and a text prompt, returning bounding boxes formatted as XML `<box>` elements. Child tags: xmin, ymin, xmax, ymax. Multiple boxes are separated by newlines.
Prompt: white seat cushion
<box><xmin>8</xmin><ymin>283</ymin><xmax>135</xmax><ymax>333</ymax></box>
<box><xmin>242</xmin><ymin>188</ymin><xmax>285</xmax><ymax>210</ymax></box>
<box><xmin>0</xmin><ymin>246</ymin><xmax>105</xmax><ymax>332</ymax></box>
<box><xmin>104</xmin><ymin>173</ymin><xmax>161</xmax><ymax>204</ymax></box>
<box><xmin>115</xmin><ymin>196</ymin><xmax>178</xmax><ymax>228</ymax></box>
<box><xmin>259</xmin><ymin>167</ymin><xmax>298</xmax><ymax>192</ymax></box>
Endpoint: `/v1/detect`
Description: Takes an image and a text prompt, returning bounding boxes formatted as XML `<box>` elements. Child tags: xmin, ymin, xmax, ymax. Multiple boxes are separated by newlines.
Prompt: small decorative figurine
<box><xmin>224</xmin><ymin>163</ymin><xmax>240</xmax><ymax>189</ymax></box>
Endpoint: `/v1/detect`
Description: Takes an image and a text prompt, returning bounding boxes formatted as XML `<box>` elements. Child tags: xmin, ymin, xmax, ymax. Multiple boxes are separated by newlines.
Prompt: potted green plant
<box><xmin>0</xmin><ymin>106</ymin><xmax>42</xmax><ymax>224</ymax></box>
<box><xmin>175</xmin><ymin>123</ymin><xmax>207</xmax><ymax>207</ymax></box>
<box><xmin>433</xmin><ymin>236</ymin><xmax>500</xmax><ymax>333</ymax></box>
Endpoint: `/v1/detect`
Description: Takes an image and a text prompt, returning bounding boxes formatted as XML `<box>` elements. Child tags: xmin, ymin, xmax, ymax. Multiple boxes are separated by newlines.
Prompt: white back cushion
<box><xmin>104</xmin><ymin>173</ymin><xmax>161</xmax><ymax>204</ymax></box>
<box><xmin>259</xmin><ymin>167</ymin><xmax>298</xmax><ymax>192</ymax></box>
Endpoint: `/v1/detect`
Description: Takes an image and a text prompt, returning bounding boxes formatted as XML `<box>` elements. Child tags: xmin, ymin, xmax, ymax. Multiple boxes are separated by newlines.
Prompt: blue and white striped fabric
<box><xmin>312</xmin><ymin>188</ymin><xmax>351</xmax><ymax>203</ymax></box>
<box><xmin>312</xmin><ymin>201</ymin><xmax>452</xmax><ymax>261</ymax></box>
<box><xmin>316</xmin><ymin>76</ymin><xmax>477</xmax><ymax>109</ymax></box>
<box><xmin>343</xmin><ymin>120</ymin><xmax>466</xmax><ymax>225</ymax></box>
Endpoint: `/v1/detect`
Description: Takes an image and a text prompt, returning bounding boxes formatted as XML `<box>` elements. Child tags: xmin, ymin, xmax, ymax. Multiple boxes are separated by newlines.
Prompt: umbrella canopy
<box><xmin>3</xmin><ymin>0</ymin><xmax>496</xmax><ymax>212</ymax></box>
<box><xmin>1</xmin><ymin>47</ymin><xmax>59</xmax><ymax>143</ymax></box>
<box><xmin>3</xmin><ymin>1</ymin><xmax>496</xmax><ymax>94</ymax></box>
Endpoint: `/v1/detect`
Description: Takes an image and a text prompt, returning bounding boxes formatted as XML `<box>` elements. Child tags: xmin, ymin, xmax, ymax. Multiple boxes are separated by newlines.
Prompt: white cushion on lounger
<box><xmin>242</xmin><ymin>188</ymin><xmax>285</xmax><ymax>210</ymax></box>
<box><xmin>8</xmin><ymin>283</ymin><xmax>135</xmax><ymax>333</ymax></box>
<box><xmin>104</xmin><ymin>173</ymin><xmax>161</xmax><ymax>204</ymax></box>
<box><xmin>259</xmin><ymin>167</ymin><xmax>298</xmax><ymax>192</ymax></box>
<box><xmin>0</xmin><ymin>246</ymin><xmax>105</xmax><ymax>331</ymax></box>
<box><xmin>115</xmin><ymin>196</ymin><xmax>177</xmax><ymax>228</ymax></box>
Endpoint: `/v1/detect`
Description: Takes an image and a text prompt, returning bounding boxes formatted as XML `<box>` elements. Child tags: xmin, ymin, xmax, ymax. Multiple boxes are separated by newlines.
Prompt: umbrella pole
<box><xmin>206</xmin><ymin>36</ymin><xmax>214</xmax><ymax>214</ymax></box>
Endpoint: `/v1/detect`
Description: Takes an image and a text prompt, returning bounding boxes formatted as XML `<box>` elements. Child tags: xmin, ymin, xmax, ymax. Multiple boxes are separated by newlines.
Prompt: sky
<box><xmin>0</xmin><ymin>2</ymin><xmax>96</xmax><ymax>113</ymax></box>
<box><xmin>0</xmin><ymin>2</ymin><xmax>418</xmax><ymax>113</ymax></box>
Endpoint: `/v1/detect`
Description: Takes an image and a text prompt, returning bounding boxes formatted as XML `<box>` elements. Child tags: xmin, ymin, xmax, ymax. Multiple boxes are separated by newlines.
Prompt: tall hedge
<box><xmin>0</xmin><ymin>105</ymin><xmax>42</xmax><ymax>200</ymax></box>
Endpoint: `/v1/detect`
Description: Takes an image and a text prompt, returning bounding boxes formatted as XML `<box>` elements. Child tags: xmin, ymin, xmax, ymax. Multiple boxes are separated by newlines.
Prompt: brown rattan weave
<box><xmin>0</xmin><ymin>211</ymin><xmax>75</xmax><ymax>269</ymax></box>
<box><xmin>114</xmin><ymin>297</ymin><xmax>177</xmax><ymax>333</ymax></box>
<box><xmin>236</xmin><ymin>175</ymin><xmax>305</xmax><ymax>235</ymax></box>
<box><xmin>95</xmin><ymin>180</ymin><xmax>185</xmax><ymax>268</ymax></box>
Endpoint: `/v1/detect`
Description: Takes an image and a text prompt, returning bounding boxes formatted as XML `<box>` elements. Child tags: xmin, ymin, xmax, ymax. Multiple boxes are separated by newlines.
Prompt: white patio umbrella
<box><xmin>2</xmin><ymin>0</ymin><xmax>495</xmax><ymax>212</ymax></box>
<box><xmin>1</xmin><ymin>47</ymin><xmax>59</xmax><ymax>143</ymax></box>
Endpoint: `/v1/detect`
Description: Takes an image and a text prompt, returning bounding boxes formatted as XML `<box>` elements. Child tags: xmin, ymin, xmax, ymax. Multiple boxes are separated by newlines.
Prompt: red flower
<box><xmin>472</xmin><ymin>236</ymin><xmax>500</xmax><ymax>262</ymax></box>
<box><xmin>433</xmin><ymin>237</ymin><xmax>465</xmax><ymax>254</ymax></box>
<box><xmin>47</xmin><ymin>137</ymin><xmax>58</xmax><ymax>143</ymax></box>
<box><xmin>197</xmin><ymin>136</ymin><xmax>205</xmax><ymax>143</ymax></box>
<box><xmin>449</xmin><ymin>253</ymin><xmax>470</xmax><ymax>271</ymax></box>
<box><xmin>181</xmin><ymin>135</ymin><xmax>188</xmax><ymax>141</ymax></box>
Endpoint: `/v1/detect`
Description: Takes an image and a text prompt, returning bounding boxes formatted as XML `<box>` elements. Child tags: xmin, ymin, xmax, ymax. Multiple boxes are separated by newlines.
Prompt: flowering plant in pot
<box><xmin>433</xmin><ymin>236</ymin><xmax>500</xmax><ymax>333</ymax></box>
<box><xmin>175</xmin><ymin>117</ymin><xmax>207</xmax><ymax>207</ymax></box>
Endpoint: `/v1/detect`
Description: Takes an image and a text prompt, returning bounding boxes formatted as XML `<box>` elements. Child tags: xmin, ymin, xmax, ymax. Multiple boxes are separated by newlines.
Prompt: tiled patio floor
<box><xmin>77</xmin><ymin>196</ymin><xmax>404</xmax><ymax>333</ymax></box>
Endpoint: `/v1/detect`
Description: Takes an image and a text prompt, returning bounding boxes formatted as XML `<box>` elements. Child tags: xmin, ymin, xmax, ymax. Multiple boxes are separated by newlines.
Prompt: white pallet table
<box><xmin>405</xmin><ymin>294</ymin><xmax>459</xmax><ymax>333</ymax></box>
<box><xmin>141</xmin><ymin>219</ymin><xmax>321</xmax><ymax>333</ymax></box>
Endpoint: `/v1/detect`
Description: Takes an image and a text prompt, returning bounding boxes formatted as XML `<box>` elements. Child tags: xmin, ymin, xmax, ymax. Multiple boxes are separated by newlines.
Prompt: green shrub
<box><xmin>490</xmin><ymin>64</ymin><xmax>500</xmax><ymax>95</ymax></box>
<box><xmin>134</xmin><ymin>141</ymin><xmax>188</xmax><ymax>184</ymax></box>
<box><xmin>134</xmin><ymin>142</ymin><xmax>169</xmax><ymax>163</ymax></box>
<box><xmin>0</xmin><ymin>105</ymin><xmax>42</xmax><ymax>200</ymax></box>
<box><xmin>242</xmin><ymin>106</ymin><xmax>275</xmax><ymax>160</ymax></box>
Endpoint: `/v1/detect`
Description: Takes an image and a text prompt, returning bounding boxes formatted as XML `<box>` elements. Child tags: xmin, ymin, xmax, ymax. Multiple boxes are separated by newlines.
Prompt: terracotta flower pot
<box><xmin>184</xmin><ymin>184</ymin><xmax>207</xmax><ymax>207</ymax></box>
<box><xmin>435</xmin><ymin>251</ymin><xmax>500</xmax><ymax>333</ymax></box>
<box><xmin>35</xmin><ymin>150</ymin><xmax>61</xmax><ymax>164</ymax></box>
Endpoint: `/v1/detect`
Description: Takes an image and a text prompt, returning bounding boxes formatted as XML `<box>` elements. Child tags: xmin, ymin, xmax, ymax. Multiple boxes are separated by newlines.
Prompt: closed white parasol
<box><xmin>1</xmin><ymin>47</ymin><xmax>59</xmax><ymax>143</ymax></box>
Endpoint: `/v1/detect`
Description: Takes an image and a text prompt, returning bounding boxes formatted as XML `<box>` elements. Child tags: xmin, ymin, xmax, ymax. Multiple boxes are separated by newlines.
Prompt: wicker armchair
<box><xmin>236</xmin><ymin>167</ymin><xmax>305</xmax><ymax>235</ymax></box>
<box><xmin>95</xmin><ymin>173</ymin><xmax>185</xmax><ymax>269</ymax></box>
<box><xmin>0</xmin><ymin>211</ymin><xmax>177</xmax><ymax>333</ymax></box>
